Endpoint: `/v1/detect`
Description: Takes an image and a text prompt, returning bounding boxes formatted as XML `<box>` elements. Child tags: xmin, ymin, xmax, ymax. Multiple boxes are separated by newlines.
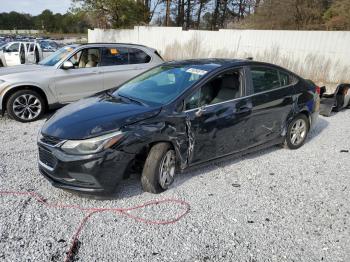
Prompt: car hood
<box><xmin>0</xmin><ymin>64</ymin><xmax>52</xmax><ymax>77</ymax></box>
<box><xmin>41</xmin><ymin>94</ymin><xmax>162</xmax><ymax>140</ymax></box>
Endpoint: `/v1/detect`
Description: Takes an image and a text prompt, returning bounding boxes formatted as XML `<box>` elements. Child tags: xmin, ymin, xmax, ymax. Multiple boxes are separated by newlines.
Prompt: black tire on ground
<box><xmin>284</xmin><ymin>114</ymin><xmax>310</xmax><ymax>150</ymax></box>
<box><xmin>141</xmin><ymin>142</ymin><xmax>176</xmax><ymax>194</ymax></box>
<box><xmin>6</xmin><ymin>90</ymin><xmax>46</xmax><ymax>123</ymax></box>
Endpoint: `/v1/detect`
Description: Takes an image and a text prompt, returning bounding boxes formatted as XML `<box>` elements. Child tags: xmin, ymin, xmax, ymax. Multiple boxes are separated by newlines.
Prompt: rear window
<box><xmin>100</xmin><ymin>47</ymin><xmax>129</xmax><ymax>66</ymax></box>
<box><xmin>100</xmin><ymin>47</ymin><xmax>151</xmax><ymax>66</ymax></box>
<box><xmin>129</xmin><ymin>48</ymin><xmax>151</xmax><ymax>64</ymax></box>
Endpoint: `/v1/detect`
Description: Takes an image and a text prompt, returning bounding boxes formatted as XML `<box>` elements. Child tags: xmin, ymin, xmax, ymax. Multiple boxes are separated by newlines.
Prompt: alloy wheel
<box><xmin>159</xmin><ymin>150</ymin><xmax>176</xmax><ymax>189</ymax></box>
<box><xmin>290</xmin><ymin>119</ymin><xmax>307</xmax><ymax>146</ymax></box>
<box><xmin>12</xmin><ymin>94</ymin><xmax>42</xmax><ymax>121</ymax></box>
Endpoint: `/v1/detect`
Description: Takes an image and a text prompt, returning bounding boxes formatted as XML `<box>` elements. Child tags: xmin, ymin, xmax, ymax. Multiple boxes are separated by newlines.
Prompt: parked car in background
<box><xmin>0</xmin><ymin>41</ymin><xmax>60</xmax><ymax>67</ymax></box>
<box><xmin>0</xmin><ymin>43</ymin><xmax>164</xmax><ymax>122</ymax></box>
<box><xmin>320</xmin><ymin>83</ymin><xmax>350</xmax><ymax>116</ymax></box>
<box><xmin>37</xmin><ymin>59</ymin><xmax>320</xmax><ymax>196</ymax></box>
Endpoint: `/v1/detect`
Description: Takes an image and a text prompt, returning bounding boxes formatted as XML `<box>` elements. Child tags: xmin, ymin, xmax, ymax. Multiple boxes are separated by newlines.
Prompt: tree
<box><xmin>324</xmin><ymin>0</ymin><xmax>350</xmax><ymax>30</ymax></box>
<box><xmin>72</xmin><ymin>0</ymin><xmax>149</xmax><ymax>28</ymax></box>
<box><xmin>248</xmin><ymin>0</ymin><xmax>330</xmax><ymax>30</ymax></box>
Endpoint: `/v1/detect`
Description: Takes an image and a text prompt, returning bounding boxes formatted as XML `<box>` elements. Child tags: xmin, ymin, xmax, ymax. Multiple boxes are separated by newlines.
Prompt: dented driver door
<box><xmin>185</xmin><ymin>98</ymin><xmax>252</xmax><ymax>165</ymax></box>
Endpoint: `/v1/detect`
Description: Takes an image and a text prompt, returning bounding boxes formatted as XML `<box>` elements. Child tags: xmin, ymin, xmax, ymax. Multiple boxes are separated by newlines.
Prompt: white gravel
<box><xmin>0</xmin><ymin>111</ymin><xmax>349</xmax><ymax>262</ymax></box>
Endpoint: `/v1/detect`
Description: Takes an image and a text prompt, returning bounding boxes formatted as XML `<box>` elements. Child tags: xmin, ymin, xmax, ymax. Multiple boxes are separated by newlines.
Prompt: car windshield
<box><xmin>39</xmin><ymin>45</ymin><xmax>77</xmax><ymax>66</ymax></box>
<box><xmin>115</xmin><ymin>64</ymin><xmax>219</xmax><ymax>106</ymax></box>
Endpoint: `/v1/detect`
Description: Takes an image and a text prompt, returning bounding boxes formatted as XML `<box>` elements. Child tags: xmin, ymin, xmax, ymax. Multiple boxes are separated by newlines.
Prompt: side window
<box><xmin>185</xmin><ymin>89</ymin><xmax>201</xmax><ymax>110</ymax></box>
<box><xmin>279</xmin><ymin>70</ymin><xmax>294</xmax><ymax>86</ymax></box>
<box><xmin>251</xmin><ymin>67</ymin><xmax>280</xmax><ymax>93</ymax></box>
<box><xmin>68</xmin><ymin>48</ymin><xmax>100</xmax><ymax>69</ymax></box>
<box><xmin>100</xmin><ymin>47</ymin><xmax>128</xmax><ymax>66</ymax></box>
<box><xmin>29</xmin><ymin>43</ymin><xmax>35</xmax><ymax>52</ymax></box>
<box><xmin>7</xmin><ymin>43</ymin><xmax>19</xmax><ymax>52</ymax></box>
<box><xmin>129</xmin><ymin>48</ymin><xmax>151</xmax><ymax>64</ymax></box>
<box><xmin>184</xmin><ymin>69</ymin><xmax>243</xmax><ymax>110</ymax></box>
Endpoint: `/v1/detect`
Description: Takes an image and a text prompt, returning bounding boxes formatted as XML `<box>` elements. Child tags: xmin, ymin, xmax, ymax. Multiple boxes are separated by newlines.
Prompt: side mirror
<box><xmin>62</xmin><ymin>61</ymin><xmax>74</xmax><ymax>70</ymax></box>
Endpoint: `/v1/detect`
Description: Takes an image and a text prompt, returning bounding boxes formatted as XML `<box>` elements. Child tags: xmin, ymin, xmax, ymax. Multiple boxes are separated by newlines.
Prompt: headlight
<box><xmin>61</xmin><ymin>131</ymin><xmax>123</xmax><ymax>155</ymax></box>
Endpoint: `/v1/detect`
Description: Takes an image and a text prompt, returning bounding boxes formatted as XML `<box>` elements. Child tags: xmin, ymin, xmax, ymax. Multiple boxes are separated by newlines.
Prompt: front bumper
<box><xmin>38</xmin><ymin>143</ymin><xmax>135</xmax><ymax>194</ymax></box>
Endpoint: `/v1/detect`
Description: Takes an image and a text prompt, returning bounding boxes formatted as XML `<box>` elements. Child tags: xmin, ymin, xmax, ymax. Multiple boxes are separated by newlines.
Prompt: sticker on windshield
<box><xmin>186</xmin><ymin>68</ymin><xmax>208</xmax><ymax>75</ymax></box>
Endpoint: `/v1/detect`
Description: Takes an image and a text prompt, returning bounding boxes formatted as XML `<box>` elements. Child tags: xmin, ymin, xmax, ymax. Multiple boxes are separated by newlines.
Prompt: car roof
<box><xmin>79</xmin><ymin>43</ymin><xmax>154</xmax><ymax>49</ymax></box>
<box><xmin>162</xmin><ymin>58</ymin><xmax>295</xmax><ymax>74</ymax></box>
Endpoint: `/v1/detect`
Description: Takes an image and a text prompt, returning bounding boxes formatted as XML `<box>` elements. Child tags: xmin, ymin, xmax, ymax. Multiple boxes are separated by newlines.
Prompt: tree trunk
<box><xmin>220</xmin><ymin>0</ymin><xmax>228</xmax><ymax>28</ymax></box>
<box><xmin>181</xmin><ymin>0</ymin><xmax>185</xmax><ymax>27</ymax></box>
<box><xmin>165</xmin><ymin>0</ymin><xmax>171</xmax><ymax>26</ymax></box>
<box><xmin>176</xmin><ymin>0</ymin><xmax>181</xmax><ymax>26</ymax></box>
<box><xmin>185</xmin><ymin>0</ymin><xmax>191</xmax><ymax>29</ymax></box>
<box><xmin>196</xmin><ymin>0</ymin><xmax>204</xmax><ymax>29</ymax></box>
<box><xmin>212</xmin><ymin>0</ymin><xmax>220</xmax><ymax>30</ymax></box>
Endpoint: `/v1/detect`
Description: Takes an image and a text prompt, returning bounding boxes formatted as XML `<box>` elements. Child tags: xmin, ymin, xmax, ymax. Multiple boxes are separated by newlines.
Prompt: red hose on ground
<box><xmin>0</xmin><ymin>191</ymin><xmax>191</xmax><ymax>262</ymax></box>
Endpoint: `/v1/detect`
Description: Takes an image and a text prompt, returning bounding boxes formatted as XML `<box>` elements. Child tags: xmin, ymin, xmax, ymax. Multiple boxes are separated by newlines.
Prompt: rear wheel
<box><xmin>141</xmin><ymin>143</ymin><xmax>176</xmax><ymax>194</ymax></box>
<box><xmin>284</xmin><ymin>114</ymin><xmax>309</xmax><ymax>150</ymax></box>
<box><xmin>6</xmin><ymin>90</ymin><xmax>45</xmax><ymax>122</ymax></box>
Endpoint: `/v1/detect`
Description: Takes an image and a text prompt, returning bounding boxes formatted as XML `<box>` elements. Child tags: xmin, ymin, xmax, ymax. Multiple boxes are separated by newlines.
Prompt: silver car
<box><xmin>0</xmin><ymin>43</ymin><xmax>163</xmax><ymax>122</ymax></box>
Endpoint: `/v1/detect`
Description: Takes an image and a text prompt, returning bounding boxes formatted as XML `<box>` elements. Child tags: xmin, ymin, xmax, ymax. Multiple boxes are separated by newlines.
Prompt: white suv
<box><xmin>0</xmin><ymin>43</ymin><xmax>164</xmax><ymax>122</ymax></box>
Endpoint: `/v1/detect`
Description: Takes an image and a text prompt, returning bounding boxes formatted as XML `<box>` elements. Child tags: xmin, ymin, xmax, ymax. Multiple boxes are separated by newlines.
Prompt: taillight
<box><xmin>315</xmin><ymin>86</ymin><xmax>321</xmax><ymax>95</ymax></box>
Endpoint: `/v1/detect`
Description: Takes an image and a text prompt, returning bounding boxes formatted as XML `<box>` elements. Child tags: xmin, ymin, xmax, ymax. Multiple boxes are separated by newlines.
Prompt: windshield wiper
<box><xmin>118</xmin><ymin>93</ymin><xmax>146</xmax><ymax>106</ymax></box>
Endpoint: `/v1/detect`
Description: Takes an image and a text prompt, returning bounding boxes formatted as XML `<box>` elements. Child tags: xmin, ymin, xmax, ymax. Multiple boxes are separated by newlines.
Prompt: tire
<box><xmin>141</xmin><ymin>143</ymin><xmax>176</xmax><ymax>194</ymax></box>
<box><xmin>6</xmin><ymin>90</ymin><xmax>46</xmax><ymax>122</ymax></box>
<box><xmin>284</xmin><ymin>114</ymin><xmax>310</xmax><ymax>150</ymax></box>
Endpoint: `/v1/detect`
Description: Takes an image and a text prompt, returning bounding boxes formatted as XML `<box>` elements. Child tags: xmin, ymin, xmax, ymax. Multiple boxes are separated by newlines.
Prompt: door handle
<box><xmin>237</xmin><ymin>106</ymin><xmax>252</xmax><ymax>114</ymax></box>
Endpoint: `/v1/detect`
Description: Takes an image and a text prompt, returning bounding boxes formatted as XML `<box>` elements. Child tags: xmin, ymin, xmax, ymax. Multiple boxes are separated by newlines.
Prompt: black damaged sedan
<box><xmin>38</xmin><ymin>59</ymin><xmax>320</xmax><ymax>195</ymax></box>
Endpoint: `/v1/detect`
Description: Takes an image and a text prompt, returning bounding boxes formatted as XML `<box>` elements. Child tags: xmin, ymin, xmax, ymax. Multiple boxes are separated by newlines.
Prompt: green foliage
<box><xmin>72</xmin><ymin>0</ymin><xmax>149</xmax><ymax>28</ymax></box>
<box><xmin>0</xmin><ymin>10</ymin><xmax>88</xmax><ymax>33</ymax></box>
<box><xmin>0</xmin><ymin>0</ymin><xmax>349</xmax><ymax>31</ymax></box>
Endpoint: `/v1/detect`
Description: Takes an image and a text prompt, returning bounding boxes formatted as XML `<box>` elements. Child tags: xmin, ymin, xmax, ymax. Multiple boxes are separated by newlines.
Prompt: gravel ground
<box><xmin>0</xmin><ymin>111</ymin><xmax>349</xmax><ymax>262</ymax></box>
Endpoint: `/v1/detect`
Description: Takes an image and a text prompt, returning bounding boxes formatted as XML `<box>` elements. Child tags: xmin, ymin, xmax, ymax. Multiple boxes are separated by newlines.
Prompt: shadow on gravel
<box><xmin>307</xmin><ymin>117</ymin><xmax>329</xmax><ymax>142</ymax></box>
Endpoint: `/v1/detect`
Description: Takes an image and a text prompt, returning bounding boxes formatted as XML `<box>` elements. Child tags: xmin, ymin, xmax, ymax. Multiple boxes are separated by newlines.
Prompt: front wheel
<box><xmin>6</xmin><ymin>90</ymin><xmax>45</xmax><ymax>122</ymax></box>
<box><xmin>141</xmin><ymin>143</ymin><xmax>176</xmax><ymax>194</ymax></box>
<box><xmin>284</xmin><ymin>114</ymin><xmax>309</xmax><ymax>150</ymax></box>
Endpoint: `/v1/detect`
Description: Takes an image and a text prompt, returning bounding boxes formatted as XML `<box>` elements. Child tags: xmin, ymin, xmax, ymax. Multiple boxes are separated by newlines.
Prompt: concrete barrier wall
<box><xmin>89</xmin><ymin>27</ymin><xmax>350</xmax><ymax>84</ymax></box>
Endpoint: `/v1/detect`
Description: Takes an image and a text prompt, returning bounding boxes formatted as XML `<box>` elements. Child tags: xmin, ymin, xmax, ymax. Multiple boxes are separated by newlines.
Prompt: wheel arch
<box><xmin>2</xmin><ymin>85</ymin><xmax>48</xmax><ymax>113</ymax></box>
<box><xmin>298</xmin><ymin>110</ymin><xmax>311</xmax><ymax>127</ymax></box>
<box><xmin>132</xmin><ymin>139</ymin><xmax>179</xmax><ymax>173</ymax></box>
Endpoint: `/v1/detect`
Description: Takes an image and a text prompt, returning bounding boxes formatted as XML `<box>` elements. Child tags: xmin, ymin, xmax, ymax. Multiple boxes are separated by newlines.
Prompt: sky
<box><xmin>0</xmin><ymin>0</ymin><xmax>72</xmax><ymax>15</ymax></box>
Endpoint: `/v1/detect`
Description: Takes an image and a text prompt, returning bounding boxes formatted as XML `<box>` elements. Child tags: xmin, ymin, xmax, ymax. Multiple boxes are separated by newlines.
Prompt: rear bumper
<box><xmin>38</xmin><ymin>144</ymin><xmax>136</xmax><ymax>194</ymax></box>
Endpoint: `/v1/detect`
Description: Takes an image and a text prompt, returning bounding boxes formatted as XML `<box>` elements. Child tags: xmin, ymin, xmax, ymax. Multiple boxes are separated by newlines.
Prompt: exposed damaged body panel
<box><xmin>320</xmin><ymin>84</ymin><xmax>350</xmax><ymax>117</ymax></box>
